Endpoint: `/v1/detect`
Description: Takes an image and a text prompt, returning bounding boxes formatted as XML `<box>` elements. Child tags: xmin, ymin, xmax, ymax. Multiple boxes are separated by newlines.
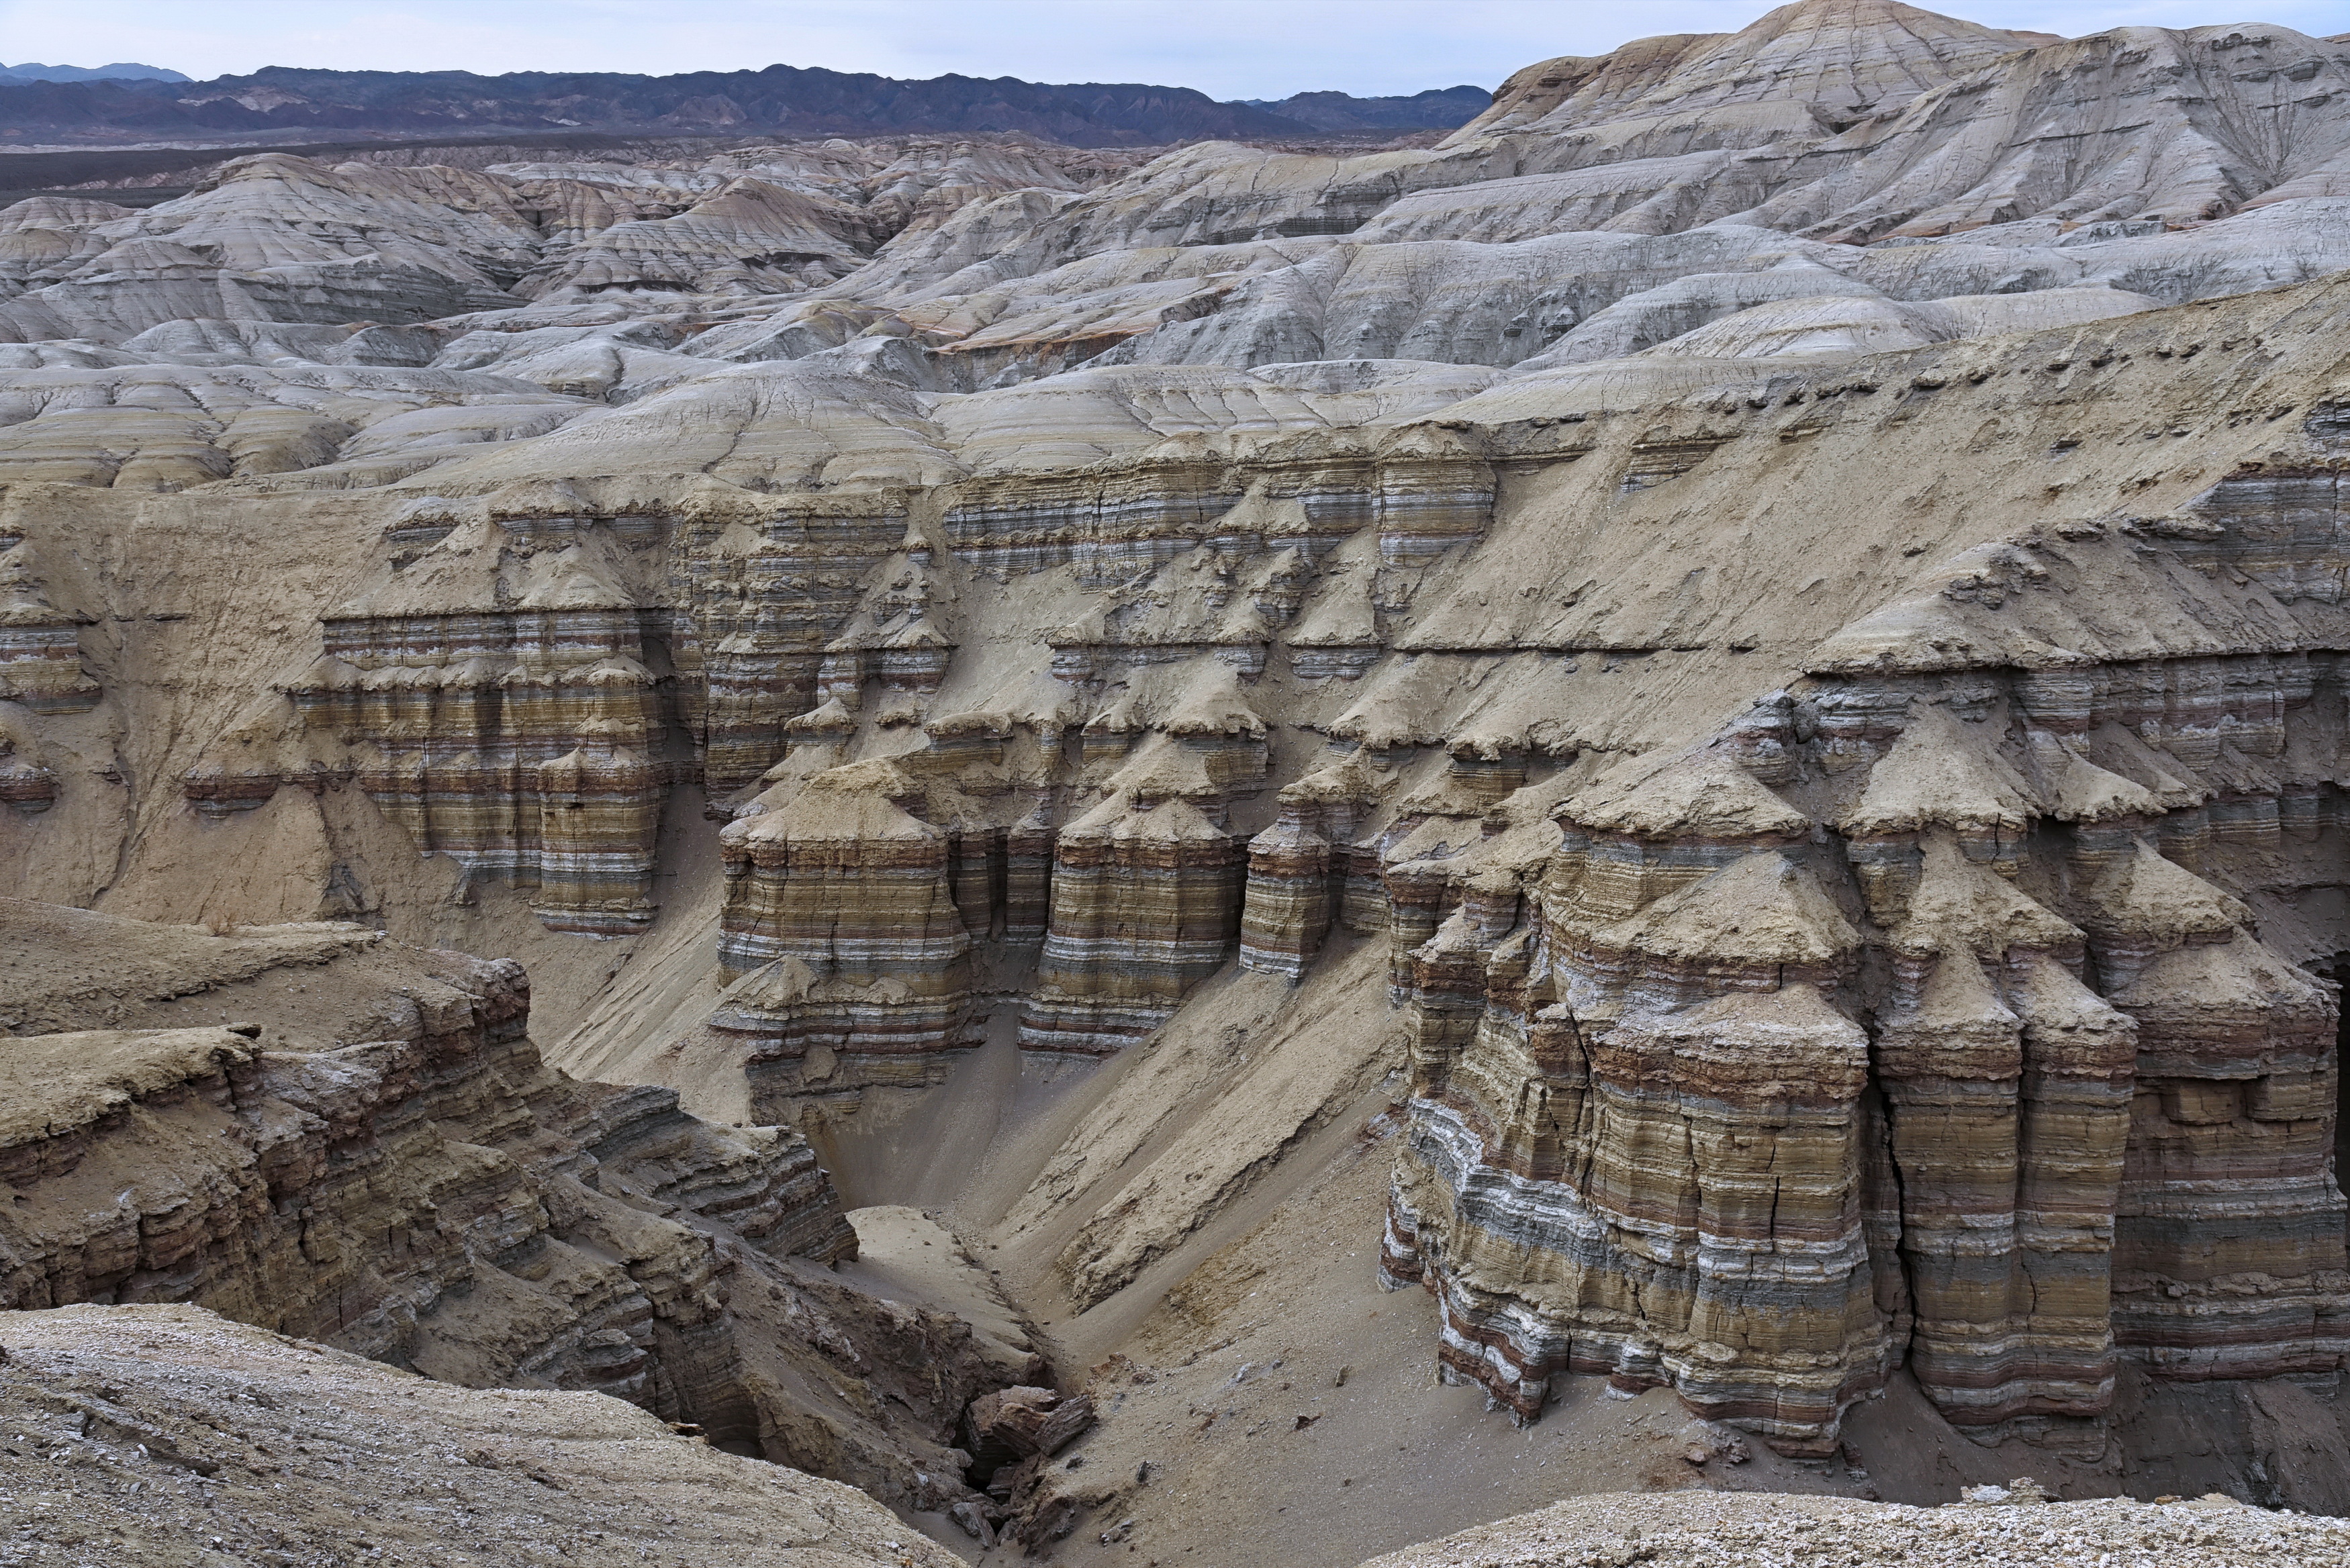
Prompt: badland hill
<box><xmin>6</xmin><ymin>3</ymin><xmax>2350</xmax><ymax>1563</ymax></box>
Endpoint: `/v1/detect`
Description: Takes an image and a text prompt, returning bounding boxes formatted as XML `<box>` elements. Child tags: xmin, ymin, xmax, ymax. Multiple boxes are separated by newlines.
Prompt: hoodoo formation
<box><xmin>8</xmin><ymin>2</ymin><xmax>2350</xmax><ymax>1563</ymax></box>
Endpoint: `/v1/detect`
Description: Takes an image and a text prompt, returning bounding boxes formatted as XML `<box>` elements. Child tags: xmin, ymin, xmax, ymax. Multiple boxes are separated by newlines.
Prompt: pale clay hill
<box><xmin>5</xmin><ymin>2</ymin><xmax>2350</xmax><ymax>1565</ymax></box>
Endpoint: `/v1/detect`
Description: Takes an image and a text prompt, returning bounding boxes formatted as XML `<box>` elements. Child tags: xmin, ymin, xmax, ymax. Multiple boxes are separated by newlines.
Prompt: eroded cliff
<box><xmin>6</xmin><ymin>3</ymin><xmax>2350</xmax><ymax>1558</ymax></box>
<box><xmin>0</xmin><ymin>898</ymin><xmax>1034</xmax><ymax>1518</ymax></box>
<box><xmin>12</xmin><ymin>271</ymin><xmax>2349</xmax><ymax>1481</ymax></box>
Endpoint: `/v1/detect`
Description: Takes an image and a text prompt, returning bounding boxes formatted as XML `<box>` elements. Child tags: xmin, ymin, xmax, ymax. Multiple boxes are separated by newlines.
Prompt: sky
<box><xmin>6</xmin><ymin>0</ymin><xmax>2347</xmax><ymax>99</ymax></box>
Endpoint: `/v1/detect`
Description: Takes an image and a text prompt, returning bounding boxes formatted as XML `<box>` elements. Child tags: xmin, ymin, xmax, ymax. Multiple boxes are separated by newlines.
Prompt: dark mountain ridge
<box><xmin>1235</xmin><ymin>85</ymin><xmax>1490</xmax><ymax>131</ymax></box>
<box><xmin>0</xmin><ymin>62</ymin><xmax>1329</xmax><ymax>146</ymax></box>
<box><xmin>0</xmin><ymin>61</ymin><xmax>189</xmax><ymax>85</ymax></box>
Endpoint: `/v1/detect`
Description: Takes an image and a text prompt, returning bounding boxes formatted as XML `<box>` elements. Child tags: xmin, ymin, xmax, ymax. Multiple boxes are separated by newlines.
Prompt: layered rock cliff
<box><xmin>1364</xmin><ymin>356</ymin><xmax>2350</xmax><ymax>1453</ymax></box>
<box><xmin>15</xmin><ymin>273</ymin><xmax>2349</xmax><ymax>1469</ymax></box>
<box><xmin>4</xmin><ymin>0</ymin><xmax>2350</xmax><ymax>1513</ymax></box>
<box><xmin>0</xmin><ymin>898</ymin><xmax>1031</xmax><ymax>1514</ymax></box>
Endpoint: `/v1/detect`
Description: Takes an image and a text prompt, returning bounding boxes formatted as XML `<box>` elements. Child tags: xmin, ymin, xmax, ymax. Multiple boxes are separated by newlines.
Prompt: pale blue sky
<box><xmin>11</xmin><ymin>1</ymin><xmax>2347</xmax><ymax>99</ymax></box>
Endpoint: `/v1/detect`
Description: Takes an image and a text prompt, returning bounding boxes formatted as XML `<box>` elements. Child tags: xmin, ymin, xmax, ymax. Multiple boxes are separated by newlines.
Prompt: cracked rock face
<box><xmin>6</xmin><ymin>0</ymin><xmax>2350</xmax><ymax>1521</ymax></box>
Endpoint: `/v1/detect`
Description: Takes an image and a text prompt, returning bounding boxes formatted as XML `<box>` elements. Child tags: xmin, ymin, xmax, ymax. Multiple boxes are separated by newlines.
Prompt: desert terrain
<box><xmin>5</xmin><ymin>3</ymin><xmax>2350</xmax><ymax>1563</ymax></box>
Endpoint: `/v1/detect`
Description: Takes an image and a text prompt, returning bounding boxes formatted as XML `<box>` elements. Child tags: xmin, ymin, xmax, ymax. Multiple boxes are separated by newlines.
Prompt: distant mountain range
<box><xmin>0</xmin><ymin>64</ymin><xmax>1486</xmax><ymax>146</ymax></box>
<box><xmin>1237</xmin><ymin>86</ymin><xmax>1491</xmax><ymax>132</ymax></box>
<box><xmin>0</xmin><ymin>61</ymin><xmax>189</xmax><ymax>85</ymax></box>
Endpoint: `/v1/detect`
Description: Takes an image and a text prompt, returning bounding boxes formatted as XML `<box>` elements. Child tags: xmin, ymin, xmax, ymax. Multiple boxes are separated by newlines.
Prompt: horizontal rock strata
<box><xmin>11</xmin><ymin>7</ymin><xmax>2350</xmax><ymax>1485</ymax></box>
<box><xmin>0</xmin><ymin>939</ymin><xmax>845</xmax><ymax>1394</ymax></box>
<box><xmin>1026</xmin><ymin>794</ymin><xmax>1246</xmax><ymax>1054</ymax></box>
<box><xmin>0</xmin><ymin>900</ymin><xmax>1023</xmax><ymax>1512</ymax></box>
<box><xmin>0</xmin><ymin>526</ymin><xmax>99</xmax><ymax>714</ymax></box>
<box><xmin>1382</xmin><ymin>422</ymin><xmax>2350</xmax><ymax>1451</ymax></box>
<box><xmin>714</xmin><ymin>760</ymin><xmax>979</xmax><ymax>1104</ymax></box>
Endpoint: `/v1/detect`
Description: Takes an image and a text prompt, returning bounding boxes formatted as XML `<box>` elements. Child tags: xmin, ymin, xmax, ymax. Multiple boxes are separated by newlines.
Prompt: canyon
<box><xmin>7</xmin><ymin>3</ymin><xmax>2350</xmax><ymax>1563</ymax></box>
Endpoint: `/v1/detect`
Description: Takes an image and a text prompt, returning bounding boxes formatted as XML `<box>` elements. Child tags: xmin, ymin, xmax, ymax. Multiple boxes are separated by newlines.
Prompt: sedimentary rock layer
<box><xmin>0</xmin><ymin>899</ymin><xmax>1020</xmax><ymax>1512</ymax></box>
<box><xmin>0</xmin><ymin>912</ymin><xmax>843</xmax><ymax>1381</ymax></box>
<box><xmin>7</xmin><ymin>0</ymin><xmax>2350</xmax><ymax>1484</ymax></box>
<box><xmin>714</xmin><ymin>760</ymin><xmax>979</xmax><ymax>1100</ymax></box>
<box><xmin>0</xmin><ymin>525</ymin><xmax>97</xmax><ymax>714</ymax></box>
<box><xmin>1377</xmin><ymin>395</ymin><xmax>2350</xmax><ymax>1451</ymax></box>
<box><xmin>1026</xmin><ymin>794</ymin><xmax>1245</xmax><ymax>1053</ymax></box>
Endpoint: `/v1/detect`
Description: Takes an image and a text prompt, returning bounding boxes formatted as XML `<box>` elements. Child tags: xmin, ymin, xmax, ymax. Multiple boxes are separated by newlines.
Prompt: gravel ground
<box><xmin>1356</xmin><ymin>1487</ymin><xmax>2350</xmax><ymax>1567</ymax></box>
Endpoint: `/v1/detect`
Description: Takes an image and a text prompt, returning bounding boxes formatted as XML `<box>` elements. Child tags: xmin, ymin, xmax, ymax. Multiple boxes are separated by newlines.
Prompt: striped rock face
<box><xmin>1239</xmin><ymin>796</ymin><xmax>1347</xmax><ymax>981</ymax></box>
<box><xmin>669</xmin><ymin>497</ymin><xmax>911</xmax><ymax>793</ymax></box>
<box><xmin>1384</xmin><ymin>756</ymin><xmax>2346</xmax><ymax>1452</ymax></box>
<box><xmin>291</xmin><ymin>599</ymin><xmax>674</xmax><ymax>936</ymax></box>
<box><xmin>0</xmin><ymin>718</ymin><xmax>56</xmax><ymax>814</ymax></box>
<box><xmin>285</xmin><ymin>497</ymin><xmax>912</xmax><ymax>934</ymax></box>
<box><xmin>14</xmin><ymin>124</ymin><xmax>2350</xmax><ymax>1496</ymax></box>
<box><xmin>1381</xmin><ymin>449</ymin><xmax>2350</xmax><ymax>1453</ymax></box>
<box><xmin>0</xmin><ymin>899</ymin><xmax>1037</xmax><ymax>1521</ymax></box>
<box><xmin>1026</xmin><ymin>795</ymin><xmax>1246</xmax><ymax>1054</ymax></box>
<box><xmin>270</xmin><ymin>434</ymin><xmax>1496</xmax><ymax>954</ymax></box>
<box><xmin>677</xmin><ymin>433</ymin><xmax>1498</xmax><ymax>1079</ymax></box>
<box><xmin>715</xmin><ymin>760</ymin><xmax>979</xmax><ymax>1103</ymax></box>
<box><xmin>943</xmin><ymin>433</ymin><xmax>1493</xmax><ymax>589</ymax></box>
<box><xmin>0</xmin><ymin>912</ymin><xmax>858</xmax><ymax>1406</ymax></box>
<box><xmin>0</xmin><ymin>527</ymin><xmax>99</xmax><ymax>716</ymax></box>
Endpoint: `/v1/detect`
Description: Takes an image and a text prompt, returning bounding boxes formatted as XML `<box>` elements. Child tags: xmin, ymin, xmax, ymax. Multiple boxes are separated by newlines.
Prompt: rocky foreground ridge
<box><xmin>1364</xmin><ymin>1488</ymin><xmax>2350</xmax><ymax>1568</ymax></box>
<box><xmin>6</xmin><ymin>1</ymin><xmax>2350</xmax><ymax>1554</ymax></box>
<box><xmin>9</xmin><ymin>1311</ymin><xmax>2347</xmax><ymax>1568</ymax></box>
<box><xmin>0</xmin><ymin>899</ymin><xmax>1041</xmax><ymax>1524</ymax></box>
<box><xmin>0</xmin><ymin>1303</ymin><xmax>966</xmax><ymax>1567</ymax></box>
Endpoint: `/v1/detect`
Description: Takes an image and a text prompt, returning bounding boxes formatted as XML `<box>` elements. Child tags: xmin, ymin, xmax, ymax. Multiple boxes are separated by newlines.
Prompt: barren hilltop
<box><xmin>5</xmin><ymin>3</ymin><xmax>2350</xmax><ymax>1564</ymax></box>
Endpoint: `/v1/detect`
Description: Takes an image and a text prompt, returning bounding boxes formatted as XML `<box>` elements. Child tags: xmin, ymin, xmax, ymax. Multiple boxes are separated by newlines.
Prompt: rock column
<box><xmin>1023</xmin><ymin>795</ymin><xmax>1243</xmax><ymax>1053</ymax></box>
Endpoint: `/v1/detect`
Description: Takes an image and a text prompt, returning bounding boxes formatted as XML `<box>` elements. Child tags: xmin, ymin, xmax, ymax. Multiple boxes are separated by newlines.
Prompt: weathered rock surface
<box><xmin>0</xmin><ymin>1302</ymin><xmax>964</xmax><ymax>1568</ymax></box>
<box><xmin>9</xmin><ymin>5</ymin><xmax>2350</xmax><ymax>417</ymax></box>
<box><xmin>0</xmin><ymin>136</ymin><xmax>1142</xmax><ymax>369</ymax></box>
<box><xmin>12</xmin><ymin>279</ymin><xmax>2350</xmax><ymax>1477</ymax></box>
<box><xmin>964</xmin><ymin>1384</ymin><xmax>1098</xmax><ymax>1467</ymax></box>
<box><xmin>1454</xmin><ymin>2</ymin><xmax>2051</xmax><ymax>144</ymax></box>
<box><xmin>714</xmin><ymin>758</ymin><xmax>981</xmax><ymax>1101</ymax></box>
<box><xmin>0</xmin><ymin>897</ymin><xmax>1023</xmax><ymax>1514</ymax></box>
